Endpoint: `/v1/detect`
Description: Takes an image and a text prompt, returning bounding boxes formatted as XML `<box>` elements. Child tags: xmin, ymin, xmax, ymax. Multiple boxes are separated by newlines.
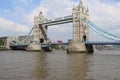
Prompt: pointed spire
<box><xmin>78</xmin><ymin>0</ymin><xmax>83</xmax><ymax>8</ymax></box>
<box><xmin>38</xmin><ymin>11</ymin><xmax>45</xmax><ymax>22</ymax></box>
<box><xmin>33</xmin><ymin>16</ymin><xmax>38</xmax><ymax>24</ymax></box>
<box><xmin>80</xmin><ymin>0</ymin><xmax>82</xmax><ymax>4</ymax></box>
<box><xmin>86</xmin><ymin>6</ymin><xmax>89</xmax><ymax>12</ymax></box>
<box><xmin>39</xmin><ymin>11</ymin><xmax>43</xmax><ymax>17</ymax></box>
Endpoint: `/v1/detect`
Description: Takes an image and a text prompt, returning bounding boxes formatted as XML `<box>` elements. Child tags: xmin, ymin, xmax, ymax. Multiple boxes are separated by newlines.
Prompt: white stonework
<box><xmin>67</xmin><ymin>0</ymin><xmax>89</xmax><ymax>53</ymax></box>
<box><xmin>67</xmin><ymin>41</ymin><xmax>87</xmax><ymax>53</ymax></box>
<box><xmin>27</xmin><ymin>12</ymin><xmax>48</xmax><ymax>51</ymax></box>
<box><xmin>72</xmin><ymin>0</ymin><xmax>89</xmax><ymax>42</ymax></box>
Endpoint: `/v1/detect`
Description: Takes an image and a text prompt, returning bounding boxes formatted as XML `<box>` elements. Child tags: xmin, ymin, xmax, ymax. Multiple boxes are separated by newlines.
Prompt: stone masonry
<box><xmin>67</xmin><ymin>0</ymin><xmax>89</xmax><ymax>53</ymax></box>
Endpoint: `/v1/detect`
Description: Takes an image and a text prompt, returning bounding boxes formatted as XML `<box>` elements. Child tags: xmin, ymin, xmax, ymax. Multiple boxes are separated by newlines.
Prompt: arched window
<box><xmin>40</xmin><ymin>38</ymin><xmax>44</xmax><ymax>43</ymax></box>
<box><xmin>83</xmin><ymin>35</ymin><xmax>87</xmax><ymax>42</ymax></box>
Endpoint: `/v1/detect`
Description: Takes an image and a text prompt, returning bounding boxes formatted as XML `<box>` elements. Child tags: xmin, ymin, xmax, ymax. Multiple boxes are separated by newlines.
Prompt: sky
<box><xmin>0</xmin><ymin>0</ymin><xmax>120</xmax><ymax>42</ymax></box>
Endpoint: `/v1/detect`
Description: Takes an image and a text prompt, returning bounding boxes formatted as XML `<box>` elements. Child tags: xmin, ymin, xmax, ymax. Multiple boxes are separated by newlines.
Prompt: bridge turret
<box><xmin>33</xmin><ymin>16</ymin><xmax>39</xmax><ymax>24</ymax></box>
<box><xmin>86</xmin><ymin>7</ymin><xmax>89</xmax><ymax>14</ymax></box>
<box><xmin>39</xmin><ymin>12</ymin><xmax>45</xmax><ymax>22</ymax></box>
<box><xmin>72</xmin><ymin>0</ymin><xmax>89</xmax><ymax>42</ymax></box>
<box><xmin>33</xmin><ymin>16</ymin><xmax>40</xmax><ymax>43</ymax></box>
<box><xmin>78</xmin><ymin>0</ymin><xmax>83</xmax><ymax>8</ymax></box>
<box><xmin>38</xmin><ymin>12</ymin><xmax>49</xmax><ymax>43</ymax></box>
<box><xmin>67</xmin><ymin>0</ymin><xmax>91</xmax><ymax>53</ymax></box>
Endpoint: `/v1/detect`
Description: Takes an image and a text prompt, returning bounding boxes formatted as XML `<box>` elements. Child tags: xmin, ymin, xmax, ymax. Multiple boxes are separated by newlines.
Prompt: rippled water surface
<box><xmin>87</xmin><ymin>50</ymin><xmax>120</xmax><ymax>80</ymax></box>
<box><xmin>0</xmin><ymin>50</ymin><xmax>120</xmax><ymax>80</ymax></box>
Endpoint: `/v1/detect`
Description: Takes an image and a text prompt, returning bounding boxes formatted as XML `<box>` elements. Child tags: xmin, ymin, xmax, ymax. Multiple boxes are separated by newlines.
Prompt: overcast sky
<box><xmin>0</xmin><ymin>0</ymin><xmax>120</xmax><ymax>42</ymax></box>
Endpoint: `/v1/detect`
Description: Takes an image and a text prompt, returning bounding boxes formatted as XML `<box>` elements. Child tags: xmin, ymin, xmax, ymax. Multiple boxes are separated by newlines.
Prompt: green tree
<box><xmin>0</xmin><ymin>39</ymin><xmax>4</xmax><ymax>46</ymax></box>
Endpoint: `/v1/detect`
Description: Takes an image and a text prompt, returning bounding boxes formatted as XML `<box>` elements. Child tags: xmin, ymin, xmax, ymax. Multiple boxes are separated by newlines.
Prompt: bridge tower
<box><xmin>67</xmin><ymin>0</ymin><xmax>92</xmax><ymax>53</ymax></box>
<box><xmin>27</xmin><ymin>13</ymin><xmax>41</xmax><ymax>51</ymax></box>
<box><xmin>73</xmin><ymin>0</ymin><xmax>89</xmax><ymax>42</ymax></box>
<box><xmin>38</xmin><ymin>12</ymin><xmax>50</xmax><ymax>44</ymax></box>
<box><xmin>27</xmin><ymin>12</ymin><xmax>50</xmax><ymax>51</ymax></box>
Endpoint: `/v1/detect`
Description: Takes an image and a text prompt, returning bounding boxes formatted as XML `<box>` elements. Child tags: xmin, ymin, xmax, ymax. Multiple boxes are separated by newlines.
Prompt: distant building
<box><xmin>0</xmin><ymin>37</ymin><xmax>8</xmax><ymax>45</ymax></box>
<box><xmin>112</xmin><ymin>45</ymin><xmax>120</xmax><ymax>50</ymax></box>
<box><xmin>94</xmin><ymin>45</ymin><xmax>113</xmax><ymax>50</ymax></box>
<box><xmin>0</xmin><ymin>36</ymin><xmax>17</xmax><ymax>49</ymax></box>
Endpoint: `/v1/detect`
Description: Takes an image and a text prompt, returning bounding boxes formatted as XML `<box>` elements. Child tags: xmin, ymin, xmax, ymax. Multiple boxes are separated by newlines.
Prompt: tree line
<box><xmin>0</xmin><ymin>39</ymin><xmax>4</xmax><ymax>46</ymax></box>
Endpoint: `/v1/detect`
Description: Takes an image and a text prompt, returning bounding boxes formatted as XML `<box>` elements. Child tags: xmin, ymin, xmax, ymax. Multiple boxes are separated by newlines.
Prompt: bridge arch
<box><xmin>40</xmin><ymin>38</ymin><xmax>44</xmax><ymax>43</ymax></box>
<box><xmin>82</xmin><ymin>35</ymin><xmax>87</xmax><ymax>42</ymax></box>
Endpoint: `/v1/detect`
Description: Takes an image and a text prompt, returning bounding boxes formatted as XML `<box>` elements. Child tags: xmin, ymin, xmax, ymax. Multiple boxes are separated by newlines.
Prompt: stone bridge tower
<box><xmin>27</xmin><ymin>12</ymin><xmax>49</xmax><ymax>51</ymax></box>
<box><xmin>73</xmin><ymin>0</ymin><xmax>89</xmax><ymax>42</ymax></box>
<box><xmin>67</xmin><ymin>0</ymin><xmax>90</xmax><ymax>53</ymax></box>
<box><xmin>38</xmin><ymin>12</ymin><xmax>50</xmax><ymax>44</ymax></box>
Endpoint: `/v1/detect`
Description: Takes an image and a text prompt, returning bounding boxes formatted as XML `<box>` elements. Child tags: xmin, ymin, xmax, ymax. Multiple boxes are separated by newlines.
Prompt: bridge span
<box><xmin>9</xmin><ymin>0</ymin><xmax>120</xmax><ymax>53</ymax></box>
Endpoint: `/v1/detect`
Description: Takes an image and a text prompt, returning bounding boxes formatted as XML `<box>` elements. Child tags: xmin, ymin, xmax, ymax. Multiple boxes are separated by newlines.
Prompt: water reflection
<box><xmin>31</xmin><ymin>51</ymin><xmax>88</xmax><ymax>80</ymax></box>
<box><xmin>87</xmin><ymin>50</ymin><xmax>120</xmax><ymax>80</ymax></box>
<box><xmin>31</xmin><ymin>52</ymin><xmax>49</xmax><ymax>80</ymax></box>
<box><xmin>0</xmin><ymin>50</ymin><xmax>89</xmax><ymax>80</ymax></box>
<box><xmin>67</xmin><ymin>53</ymin><xmax>88</xmax><ymax>80</ymax></box>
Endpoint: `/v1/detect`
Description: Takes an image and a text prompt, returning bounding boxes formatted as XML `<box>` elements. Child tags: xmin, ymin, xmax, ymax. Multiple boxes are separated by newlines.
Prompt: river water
<box><xmin>0</xmin><ymin>50</ymin><xmax>120</xmax><ymax>80</ymax></box>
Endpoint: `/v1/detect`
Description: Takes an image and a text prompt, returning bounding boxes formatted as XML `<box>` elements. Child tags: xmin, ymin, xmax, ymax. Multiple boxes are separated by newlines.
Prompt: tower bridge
<box><xmin>10</xmin><ymin>0</ymin><xmax>120</xmax><ymax>53</ymax></box>
<box><xmin>26</xmin><ymin>0</ymin><xmax>90</xmax><ymax>53</ymax></box>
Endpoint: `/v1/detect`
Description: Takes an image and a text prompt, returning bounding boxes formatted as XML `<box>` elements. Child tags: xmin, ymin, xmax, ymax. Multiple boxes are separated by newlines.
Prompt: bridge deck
<box><xmin>41</xmin><ymin>43</ymin><xmax>68</xmax><ymax>47</ymax></box>
<box><xmin>39</xmin><ymin>15</ymin><xmax>73</xmax><ymax>26</ymax></box>
<box><xmin>41</xmin><ymin>42</ymin><xmax>120</xmax><ymax>47</ymax></box>
<box><xmin>10</xmin><ymin>44</ymin><xmax>28</xmax><ymax>50</ymax></box>
<box><xmin>85</xmin><ymin>42</ymin><xmax>120</xmax><ymax>45</ymax></box>
<box><xmin>10</xmin><ymin>41</ymin><xmax>120</xmax><ymax>49</ymax></box>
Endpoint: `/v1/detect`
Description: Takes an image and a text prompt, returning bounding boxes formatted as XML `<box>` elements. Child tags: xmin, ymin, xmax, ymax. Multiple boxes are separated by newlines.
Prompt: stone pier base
<box><xmin>27</xmin><ymin>43</ymin><xmax>41</xmax><ymax>51</ymax></box>
<box><xmin>67</xmin><ymin>42</ymin><xmax>87</xmax><ymax>53</ymax></box>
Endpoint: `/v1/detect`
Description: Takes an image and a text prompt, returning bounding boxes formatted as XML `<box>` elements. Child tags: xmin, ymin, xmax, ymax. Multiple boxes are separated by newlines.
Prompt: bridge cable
<box><xmin>82</xmin><ymin>19</ymin><xmax>120</xmax><ymax>42</ymax></box>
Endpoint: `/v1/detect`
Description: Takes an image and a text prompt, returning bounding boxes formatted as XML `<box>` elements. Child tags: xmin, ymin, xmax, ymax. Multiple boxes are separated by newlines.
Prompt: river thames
<box><xmin>0</xmin><ymin>50</ymin><xmax>120</xmax><ymax>80</ymax></box>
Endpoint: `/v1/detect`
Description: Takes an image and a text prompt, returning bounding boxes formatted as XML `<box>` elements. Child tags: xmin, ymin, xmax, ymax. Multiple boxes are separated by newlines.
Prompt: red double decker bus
<box><xmin>57</xmin><ymin>40</ymin><xmax>62</xmax><ymax>44</ymax></box>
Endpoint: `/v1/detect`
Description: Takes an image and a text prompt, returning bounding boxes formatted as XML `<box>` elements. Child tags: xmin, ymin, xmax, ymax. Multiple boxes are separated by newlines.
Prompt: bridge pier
<box><xmin>27</xmin><ymin>43</ymin><xmax>41</xmax><ymax>51</ymax></box>
<box><xmin>67</xmin><ymin>40</ymin><xmax>94</xmax><ymax>53</ymax></box>
<box><xmin>67</xmin><ymin>42</ymin><xmax>87</xmax><ymax>53</ymax></box>
<box><xmin>67</xmin><ymin>0</ymin><xmax>91</xmax><ymax>53</ymax></box>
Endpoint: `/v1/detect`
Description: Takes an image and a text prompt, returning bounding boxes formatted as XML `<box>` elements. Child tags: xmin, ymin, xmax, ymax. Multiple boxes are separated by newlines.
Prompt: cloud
<box><xmin>83</xmin><ymin>0</ymin><xmax>120</xmax><ymax>40</ymax></box>
<box><xmin>25</xmin><ymin>0</ymin><xmax>77</xmax><ymax>24</ymax></box>
<box><xmin>24</xmin><ymin>0</ymin><xmax>120</xmax><ymax>41</ymax></box>
<box><xmin>85</xmin><ymin>0</ymin><xmax>120</xmax><ymax>28</ymax></box>
<box><xmin>1</xmin><ymin>0</ymin><xmax>120</xmax><ymax>41</ymax></box>
<box><xmin>0</xmin><ymin>17</ymin><xmax>29</xmax><ymax>36</ymax></box>
<box><xmin>25</xmin><ymin>0</ymin><xmax>77</xmax><ymax>42</ymax></box>
<box><xmin>25</xmin><ymin>7</ymin><xmax>48</xmax><ymax>24</ymax></box>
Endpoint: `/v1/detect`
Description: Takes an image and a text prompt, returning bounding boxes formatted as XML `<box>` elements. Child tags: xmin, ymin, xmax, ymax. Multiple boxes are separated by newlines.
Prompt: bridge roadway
<box><xmin>10</xmin><ymin>44</ymin><xmax>28</xmax><ymax>50</ymax></box>
<box><xmin>41</xmin><ymin>41</ymin><xmax>120</xmax><ymax>47</ymax></box>
<box><xmin>9</xmin><ymin>41</ymin><xmax>120</xmax><ymax>50</ymax></box>
<box><xmin>39</xmin><ymin>15</ymin><xmax>73</xmax><ymax>26</ymax></box>
<box><xmin>84</xmin><ymin>41</ymin><xmax>120</xmax><ymax>45</ymax></box>
<box><xmin>41</xmin><ymin>43</ymin><xmax>68</xmax><ymax>47</ymax></box>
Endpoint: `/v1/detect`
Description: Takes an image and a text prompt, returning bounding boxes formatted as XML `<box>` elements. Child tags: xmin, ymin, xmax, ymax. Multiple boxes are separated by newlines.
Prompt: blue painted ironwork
<box><xmin>10</xmin><ymin>27</ymin><xmax>34</xmax><ymax>46</ymax></box>
<box><xmin>41</xmin><ymin>43</ymin><xmax>68</xmax><ymax>47</ymax></box>
<box><xmin>85</xmin><ymin>41</ymin><xmax>120</xmax><ymax>45</ymax></box>
<box><xmin>41</xmin><ymin>41</ymin><xmax>120</xmax><ymax>47</ymax></box>
<box><xmin>39</xmin><ymin>15</ymin><xmax>73</xmax><ymax>26</ymax></box>
<box><xmin>9</xmin><ymin>15</ymin><xmax>120</xmax><ymax>48</ymax></box>
<box><xmin>82</xmin><ymin>19</ymin><xmax>120</xmax><ymax>42</ymax></box>
<box><xmin>20</xmin><ymin>27</ymin><xmax>34</xmax><ymax>44</ymax></box>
